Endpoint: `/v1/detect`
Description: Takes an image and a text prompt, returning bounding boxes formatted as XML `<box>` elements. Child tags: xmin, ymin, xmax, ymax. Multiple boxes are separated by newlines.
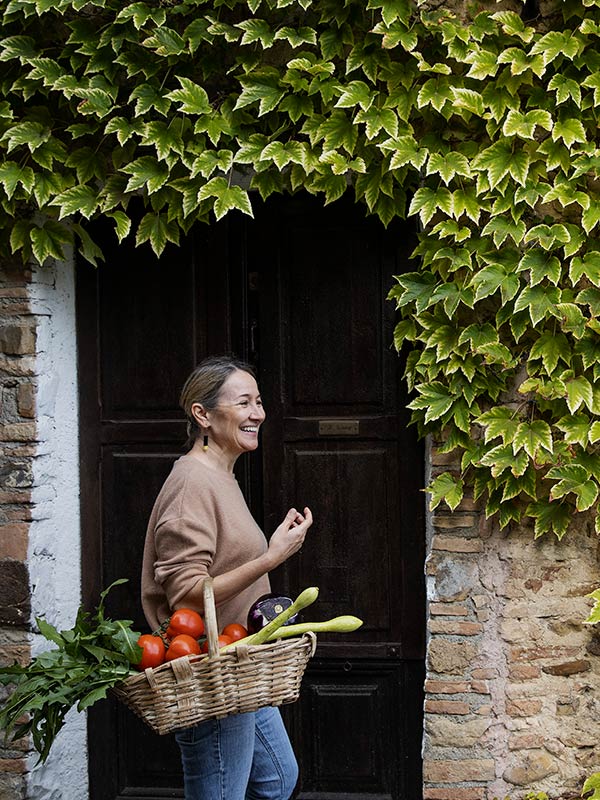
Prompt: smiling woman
<box><xmin>140</xmin><ymin>354</ymin><xmax>313</xmax><ymax>800</ymax></box>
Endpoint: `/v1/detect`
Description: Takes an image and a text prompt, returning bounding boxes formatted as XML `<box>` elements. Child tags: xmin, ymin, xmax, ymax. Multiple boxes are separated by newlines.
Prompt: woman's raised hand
<box><xmin>267</xmin><ymin>507</ymin><xmax>313</xmax><ymax>567</ymax></box>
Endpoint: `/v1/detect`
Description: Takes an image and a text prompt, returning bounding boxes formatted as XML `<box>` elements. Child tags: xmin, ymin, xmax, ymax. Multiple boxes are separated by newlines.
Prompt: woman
<box><xmin>141</xmin><ymin>355</ymin><xmax>313</xmax><ymax>800</ymax></box>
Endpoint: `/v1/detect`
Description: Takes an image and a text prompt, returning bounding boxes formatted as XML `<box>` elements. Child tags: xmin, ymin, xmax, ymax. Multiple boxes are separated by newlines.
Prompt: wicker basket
<box><xmin>113</xmin><ymin>578</ymin><xmax>317</xmax><ymax>735</ymax></box>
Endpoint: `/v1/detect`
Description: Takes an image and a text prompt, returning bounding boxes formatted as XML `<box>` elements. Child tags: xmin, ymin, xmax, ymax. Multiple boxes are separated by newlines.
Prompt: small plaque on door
<box><xmin>318</xmin><ymin>419</ymin><xmax>360</xmax><ymax>436</ymax></box>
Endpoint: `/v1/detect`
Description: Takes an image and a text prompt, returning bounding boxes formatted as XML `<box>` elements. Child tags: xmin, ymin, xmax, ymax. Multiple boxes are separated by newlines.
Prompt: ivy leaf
<box><xmin>235</xmin><ymin>80</ymin><xmax>285</xmax><ymax>116</ymax></box>
<box><xmin>526</xmin><ymin>500</ymin><xmax>572</xmax><ymax>539</ymax></box>
<box><xmin>407</xmin><ymin>381</ymin><xmax>455</xmax><ymax>424</ymax></box>
<box><xmin>582</xmin><ymin>204</ymin><xmax>600</xmax><ymax>235</ymax></box>
<box><xmin>450</xmin><ymin>87</ymin><xmax>485</xmax><ymax>117</ymax></box>
<box><xmin>472</xmin><ymin>140</ymin><xmax>513</xmax><ymax>186</ymax></box>
<box><xmin>482</xmin><ymin>217</ymin><xmax>526</xmax><ymax>247</ymax></box>
<box><xmin>530</xmin><ymin>30</ymin><xmax>581</xmax><ymax>64</ymax></box>
<box><xmin>165</xmin><ymin>77</ymin><xmax>211</xmax><ymax>115</ymax></box>
<box><xmin>556</xmin><ymin>413</ymin><xmax>591</xmax><ymax>446</ymax></box>
<box><xmin>552</xmin><ymin>302</ymin><xmax>587</xmax><ymax>339</ymax></box>
<box><xmin>237</xmin><ymin>19</ymin><xmax>275</xmax><ymax>48</ymax></box>
<box><xmin>502</xmin><ymin>108</ymin><xmax>553</xmax><ymax>138</ymax></box>
<box><xmin>30</xmin><ymin>220</ymin><xmax>72</xmax><ymax>265</ymax></box>
<box><xmin>518</xmin><ymin>250</ymin><xmax>561</xmax><ymax>286</ymax></box>
<box><xmin>136</xmin><ymin>212</ymin><xmax>179</xmax><ymax>256</ymax></box>
<box><xmin>548</xmin><ymin>74</ymin><xmax>581</xmax><ymax>106</ymax></box>
<box><xmin>334</xmin><ymin>80</ymin><xmax>374</xmax><ymax>111</ymax></box>
<box><xmin>427</xmin><ymin>471</ymin><xmax>464</xmax><ymax>511</ymax></box>
<box><xmin>123</xmin><ymin>156</ymin><xmax>169</xmax><ymax>194</ymax></box>
<box><xmin>551</xmin><ymin>118</ymin><xmax>587</xmax><ymax>147</ymax></box>
<box><xmin>565</xmin><ymin>376</ymin><xmax>594</xmax><ymax>413</ymax></box>
<box><xmin>129</xmin><ymin>84</ymin><xmax>171</xmax><ymax>117</ymax></box>
<box><xmin>524</xmin><ymin>223</ymin><xmax>570</xmax><ymax>251</ymax></box>
<box><xmin>476</xmin><ymin>406</ymin><xmax>519</xmax><ymax>445</ymax></box>
<box><xmin>529</xmin><ymin>331</ymin><xmax>571</xmax><ymax>374</ymax></box>
<box><xmin>385</xmin><ymin>136</ymin><xmax>428</xmax><ymax>170</ymax></box>
<box><xmin>106</xmin><ymin>211</ymin><xmax>131</xmax><ymax>243</ymax></box>
<box><xmin>274</xmin><ymin>26</ymin><xmax>317</xmax><ymax>48</ymax></box>
<box><xmin>426</xmin><ymin>151</ymin><xmax>471</xmax><ymax>184</ymax></box>
<box><xmin>53</xmin><ymin>185</ymin><xmax>99</xmax><ymax>220</ymax></box>
<box><xmin>514</xmin><ymin>285</ymin><xmax>561</xmax><ymax>326</ymax></box>
<box><xmin>408</xmin><ymin>186</ymin><xmax>453</xmax><ymax>225</ymax></box>
<box><xmin>417</xmin><ymin>77</ymin><xmax>453</xmax><ymax>112</ymax></box>
<box><xmin>0</xmin><ymin>161</ymin><xmax>35</xmax><ymax>199</ymax></box>
<box><xmin>142</xmin><ymin>27</ymin><xmax>186</xmax><ymax>56</ymax></box>
<box><xmin>355</xmin><ymin>107</ymin><xmax>398</xmax><ymax>140</ymax></box>
<box><xmin>470</xmin><ymin>263</ymin><xmax>519</xmax><ymax>304</ymax></box>
<box><xmin>570</xmin><ymin>252</ymin><xmax>600</xmax><ymax>286</ymax></box>
<box><xmin>512</xmin><ymin>420</ymin><xmax>553</xmax><ymax>460</ymax></box>
<box><xmin>316</xmin><ymin>111</ymin><xmax>358</xmax><ymax>154</ymax></box>
<box><xmin>547</xmin><ymin>465</ymin><xmax>598</xmax><ymax>511</ymax></box>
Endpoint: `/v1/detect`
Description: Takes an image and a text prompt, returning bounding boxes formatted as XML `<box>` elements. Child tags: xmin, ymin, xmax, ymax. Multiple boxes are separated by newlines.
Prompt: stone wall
<box><xmin>423</xmin><ymin>446</ymin><xmax>600</xmax><ymax>800</ymax></box>
<box><xmin>0</xmin><ymin>258</ymin><xmax>36</xmax><ymax>800</ymax></box>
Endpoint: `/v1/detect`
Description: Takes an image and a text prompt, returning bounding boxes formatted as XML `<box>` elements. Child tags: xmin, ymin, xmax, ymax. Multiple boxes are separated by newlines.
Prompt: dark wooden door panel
<box><xmin>284</xmin><ymin>443</ymin><xmax>399</xmax><ymax>644</ymax></box>
<box><xmin>298</xmin><ymin>661</ymin><xmax>403</xmax><ymax>800</ymax></box>
<box><xmin>251</xmin><ymin>194</ymin><xmax>425</xmax><ymax>799</ymax></box>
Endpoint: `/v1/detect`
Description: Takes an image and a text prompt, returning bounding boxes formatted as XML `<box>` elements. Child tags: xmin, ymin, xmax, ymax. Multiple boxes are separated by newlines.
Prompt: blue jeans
<box><xmin>174</xmin><ymin>707</ymin><xmax>299</xmax><ymax>800</ymax></box>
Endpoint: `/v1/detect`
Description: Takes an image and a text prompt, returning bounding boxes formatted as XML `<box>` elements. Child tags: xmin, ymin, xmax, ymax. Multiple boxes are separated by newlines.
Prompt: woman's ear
<box><xmin>191</xmin><ymin>402</ymin><xmax>210</xmax><ymax>429</ymax></box>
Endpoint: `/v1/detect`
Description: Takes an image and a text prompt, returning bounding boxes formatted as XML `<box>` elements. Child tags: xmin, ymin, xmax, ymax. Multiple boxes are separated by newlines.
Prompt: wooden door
<box><xmin>78</xmin><ymin>195</ymin><xmax>424</xmax><ymax>800</ymax></box>
<box><xmin>247</xmin><ymin>196</ymin><xmax>425</xmax><ymax>800</ymax></box>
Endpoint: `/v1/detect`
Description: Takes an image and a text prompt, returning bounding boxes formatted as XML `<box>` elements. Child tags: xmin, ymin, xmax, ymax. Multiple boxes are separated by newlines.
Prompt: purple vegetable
<box><xmin>246</xmin><ymin>594</ymin><xmax>299</xmax><ymax>634</ymax></box>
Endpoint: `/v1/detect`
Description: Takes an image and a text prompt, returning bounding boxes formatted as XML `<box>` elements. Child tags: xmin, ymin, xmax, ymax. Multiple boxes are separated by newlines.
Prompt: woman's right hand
<box><xmin>267</xmin><ymin>507</ymin><xmax>313</xmax><ymax>567</ymax></box>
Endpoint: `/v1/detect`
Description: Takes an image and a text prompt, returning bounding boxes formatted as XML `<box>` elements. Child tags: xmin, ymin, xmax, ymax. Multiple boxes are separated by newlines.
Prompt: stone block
<box><xmin>433</xmin><ymin>558</ymin><xmax>480</xmax><ymax>602</ymax></box>
<box><xmin>0</xmin><ymin>524</ymin><xmax>28</xmax><ymax>561</ymax></box>
<box><xmin>428</xmin><ymin>639</ymin><xmax>477</xmax><ymax>675</ymax></box>
<box><xmin>509</xmin><ymin>664</ymin><xmax>541</xmax><ymax>681</ymax></box>
<box><xmin>508</xmin><ymin>733</ymin><xmax>545</xmax><ymax>750</ymax></box>
<box><xmin>0</xmin><ymin>774</ymin><xmax>26</xmax><ymax>800</ymax></box>
<box><xmin>0</xmin><ymin>561</ymin><xmax>30</xmax><ymax>627</ymax></box>
<box><xmin>423</xmin><ymin>758</ymin><xmax>496</xmax><ymax>782</ymax></box>
<box><xmin>429</xmin><ymin>620</ymin><xmax>483</xmax><ymax>636</ymax></box>
<box><xmin>502</xmin><ymin>750</ymin><xmax>558</xmax><ymax>785</ymax></box>
<box><xmin>542</xmin><ymin>659</ymin><xmax>591</xmax><ymax>677</ymax></box>
<box><xmin>0</xmin><ymin>758</ymin><xmax>26</xmax><ymax>774</ymax></box>
<box><xmin>0</xmin><ymin>423</ymin><xmax>36</xmax><ymax>443</ymax></box>
<box><xmin>432</xmin><ymin>536</ymin><xmax>483</xmax><ymax>553</ymax></box>
<box><xmin>506</xmin><ymin>698</ymin><xmax>543</xmax><ymax>717</ymax></box>
<box><xmin>425</xmin><ymin>679</ymin><xmax>470</xmax><ymax>694</ymax></box>
<box><xmin>0</xmin><ymin>326</ymin><xmax>35</xmax><ymax>356</ymax></box>
<box><xmin>425</xmin><ymin>716</ymin><xmax>490</xmax><ymax>748</ymax></box>
<box><xmin>16</xmin><ymin>384</ymin><xmax>34</xmax><ymax>418</ymax></box>
<box><xmin>425</xmin><ymin>700</ymin><xmax>470</xmax><ymax>715</ymax></box>
<box><xmin>429</xmin><ymin>602</ymin><xmax>469</xmax><ymax>616</ymax></box>
<box><xmin>424</xmin><ymin>790</ymin><xmax>484</xmax><ymax>800</ymax></box>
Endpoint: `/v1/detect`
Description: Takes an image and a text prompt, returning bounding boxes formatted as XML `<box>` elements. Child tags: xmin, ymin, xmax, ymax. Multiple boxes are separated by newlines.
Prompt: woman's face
<box><xmin>207</xmin><ymin>370</ymin><xmax>266</xmax><ymax>457</ymax></box>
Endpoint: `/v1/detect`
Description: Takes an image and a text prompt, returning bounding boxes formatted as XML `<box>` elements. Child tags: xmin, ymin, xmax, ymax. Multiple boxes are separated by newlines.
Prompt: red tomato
<box><xmin>166</xmin><ymin>634</ymin><xmax>202</xmax><ymax>661</ymax></box>
<box><xmin>136</xmin><ymin>634</ymin><xmax>166</xmax><ymax>670</ymax></box>
<box><xmin>200</xmin><ymin>634</ymin><xmax>233</xmax><ymax>654</ymax></box>
<box><xmin>166</xmin><ymin>608</ymin><xmax>205</xmax><ymax>640</ymax></box>
<box><xmin>221</xmin><ymin>623</ymin><xmax>248</xmax><ymax>642</ymax></box>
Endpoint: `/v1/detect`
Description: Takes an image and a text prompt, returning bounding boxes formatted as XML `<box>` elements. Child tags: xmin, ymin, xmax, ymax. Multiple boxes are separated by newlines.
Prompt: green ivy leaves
<box><xmin>1</xmin><ymin>0</ymin><xmax>600</xmax><ymax>537</ymax></box>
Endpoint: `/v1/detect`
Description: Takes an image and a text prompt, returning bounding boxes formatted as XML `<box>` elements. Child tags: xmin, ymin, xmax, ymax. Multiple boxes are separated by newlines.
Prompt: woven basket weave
<box><xmin>113</xmin><ymin>578</ymin><xmax>316</xmax><ymax>735</ymax></box>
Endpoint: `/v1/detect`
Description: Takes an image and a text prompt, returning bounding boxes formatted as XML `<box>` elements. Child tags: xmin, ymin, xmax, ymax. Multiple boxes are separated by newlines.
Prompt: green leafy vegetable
<box><xmin>0</xmin><ymin>579</ymin><xmax>141</xmax><ymax>764</ymax></box>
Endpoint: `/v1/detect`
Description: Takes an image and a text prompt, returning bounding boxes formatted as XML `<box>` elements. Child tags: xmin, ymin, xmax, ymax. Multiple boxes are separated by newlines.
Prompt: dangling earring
<box><xmin>203</xmin><ymin>433</ymin><xmax>209</xmax><ymax>451</ymax></box>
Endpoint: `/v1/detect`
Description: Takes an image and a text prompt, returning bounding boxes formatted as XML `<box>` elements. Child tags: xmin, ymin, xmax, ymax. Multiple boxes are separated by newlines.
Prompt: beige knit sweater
<box><xmin>141</xmin><ymin>454</ymin><xmax>271</xmax><ymax>632</ymax></box>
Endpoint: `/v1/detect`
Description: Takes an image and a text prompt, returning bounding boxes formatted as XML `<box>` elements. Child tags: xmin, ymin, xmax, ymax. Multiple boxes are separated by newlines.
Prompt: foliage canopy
<box><xmin>2</xmin><ymin>0</ymin><xmax>600</xmax><ymax>537</ymax></box>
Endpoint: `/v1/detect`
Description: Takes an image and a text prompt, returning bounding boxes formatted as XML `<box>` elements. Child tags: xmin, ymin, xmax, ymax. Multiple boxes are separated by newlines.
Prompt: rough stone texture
<box><xmin>0</xmin><ymin>259</ymin><xmax>34</xmax><ymax>799</ymax></box>
<box><xmin>424</xmin><ymin>443</ymin><xmax>600</xmax><ymax>800</ymax></box>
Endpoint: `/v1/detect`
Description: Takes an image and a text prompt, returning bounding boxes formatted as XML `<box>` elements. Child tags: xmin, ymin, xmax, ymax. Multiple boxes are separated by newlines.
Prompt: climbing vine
<box><xmin>1</xmin><ymin>0</ymin><xmax>600</xmax><ymax>537</ymax></box>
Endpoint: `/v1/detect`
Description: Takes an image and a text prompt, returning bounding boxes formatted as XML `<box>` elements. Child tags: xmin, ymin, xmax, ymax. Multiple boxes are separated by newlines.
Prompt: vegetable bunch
<box><xmin>0</xmin><ymin>579</ymin><xmax>141</xmax><ymax>764</ymax></box>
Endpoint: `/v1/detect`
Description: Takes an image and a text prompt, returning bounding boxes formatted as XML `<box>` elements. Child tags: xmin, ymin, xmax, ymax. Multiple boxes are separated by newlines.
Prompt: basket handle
<box><xmin>202</xmin><ymin>577</ymin><xmax>221</xmax><ymax>659</ymax></box>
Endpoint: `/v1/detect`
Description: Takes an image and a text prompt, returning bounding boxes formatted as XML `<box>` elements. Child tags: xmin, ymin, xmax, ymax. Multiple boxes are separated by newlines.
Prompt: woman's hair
<box><xmin>179</xmin><ymin>355</ymin><xmax>256</xmax><ymax>450</ymax></box>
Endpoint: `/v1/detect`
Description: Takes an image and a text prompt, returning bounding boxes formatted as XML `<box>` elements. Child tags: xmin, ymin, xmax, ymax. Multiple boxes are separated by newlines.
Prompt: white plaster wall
<box><xmin>26</xmin><ymin>253</ymin><xmax>88</xmax><ymax>799</ymax></box>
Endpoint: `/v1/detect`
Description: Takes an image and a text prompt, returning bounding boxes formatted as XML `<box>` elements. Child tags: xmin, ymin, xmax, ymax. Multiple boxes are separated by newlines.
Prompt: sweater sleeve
<box><xmin>153</xmin><ymin>514</ymin><xmax>214</xmax><ymax>610</ymax></box>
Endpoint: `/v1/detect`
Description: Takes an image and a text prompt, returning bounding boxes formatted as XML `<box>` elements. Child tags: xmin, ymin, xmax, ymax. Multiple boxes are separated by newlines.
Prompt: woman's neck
<box><xmin>188</xmin><ymin>439</ymin><xmax>238</xmax><ymax>474</ymax></box>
